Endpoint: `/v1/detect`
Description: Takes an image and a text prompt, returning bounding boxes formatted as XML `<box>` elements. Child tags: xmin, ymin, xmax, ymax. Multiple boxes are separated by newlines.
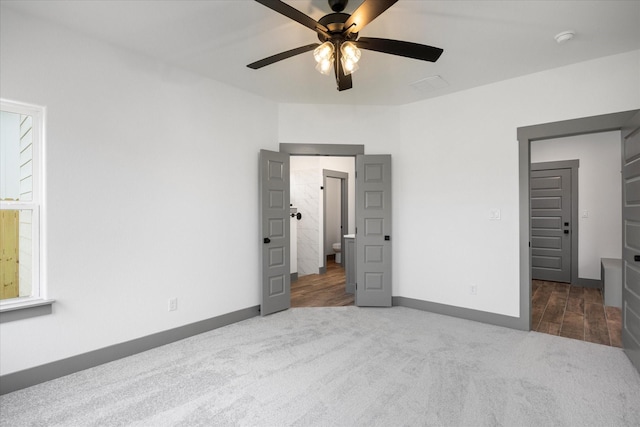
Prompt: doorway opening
<box><xmin>289</xmin><ymin>157</ymin><xmax>355</xmax><ymax>307</ymax></box>
<box><xmin>528</xmin><ymin>130</ymin><xmax>623</xmax><ymax>347</ymax></box>
<box><xmin>517</xmin><ymin>110</ymin><xmax>638</xmax><ymax>334</ymax></box>
<box><xmin>530</xmin><ymin>131</ymin><xmax>622</xmax><ymax>347</ymax></box>
<box><xmin>261</xmin><ymin>143</ymin><xmax>392</xmax><ymax>315</ymax></box>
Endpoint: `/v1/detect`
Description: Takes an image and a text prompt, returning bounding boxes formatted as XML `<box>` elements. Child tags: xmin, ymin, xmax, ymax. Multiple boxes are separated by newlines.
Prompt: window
<box><xmin>0</xmin><ymin>99</ymin><xmax>47</xmax><ymax>312</ymax></box>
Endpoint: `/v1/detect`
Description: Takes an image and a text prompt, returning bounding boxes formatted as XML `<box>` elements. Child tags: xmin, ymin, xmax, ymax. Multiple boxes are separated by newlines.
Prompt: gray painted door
<box><xmin>531</xmin><ymin>168</ymin><xmax>572</xmax><ymax>282</ymax></box>
<box><xmin>355</xmin><ymin>155</ymin><xmax>392</xmax><ymax>306</ymax></box>
<box><xmin>622</xmin><ymin>111</ymin><xmax>640</xmax><ymax>372</ymax></box>
<box><xmin>259</xmin><ymin>149</ymin><xmax>290</xmax><ymax>316</ymax></box>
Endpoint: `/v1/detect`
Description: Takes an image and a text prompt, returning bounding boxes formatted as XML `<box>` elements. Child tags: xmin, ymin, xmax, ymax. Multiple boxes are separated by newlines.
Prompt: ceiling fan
<box><xmin>247</xmin><ymin>0</ymin><xmax>444</xmax><ymax>91</ymax></box>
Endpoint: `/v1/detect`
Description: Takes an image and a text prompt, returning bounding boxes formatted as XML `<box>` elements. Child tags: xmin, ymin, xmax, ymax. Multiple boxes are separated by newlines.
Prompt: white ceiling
<box><xmin>3</xmin><ymin>0</ymin><xmax>640</xmax><ymax>105</ymax></box>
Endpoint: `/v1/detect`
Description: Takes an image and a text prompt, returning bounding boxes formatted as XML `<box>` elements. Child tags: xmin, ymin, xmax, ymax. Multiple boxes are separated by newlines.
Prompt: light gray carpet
<box><xmin>1</xmin><ymin>306</ymin><xmax>639</xmax><ymax>426</ymax></box>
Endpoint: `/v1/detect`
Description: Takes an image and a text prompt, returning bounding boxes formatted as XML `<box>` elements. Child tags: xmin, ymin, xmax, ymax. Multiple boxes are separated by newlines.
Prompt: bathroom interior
<box><xmin>289</xmin><ymin>155</ymin><xmax>355</xmax><ymax>306</ymax></box>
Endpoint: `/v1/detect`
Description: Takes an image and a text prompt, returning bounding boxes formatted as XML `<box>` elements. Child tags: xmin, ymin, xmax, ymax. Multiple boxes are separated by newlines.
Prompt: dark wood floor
<box><xmin>532</xmin><ymin>280</ymin><xmax>622</xmax><ymax>347</ymax></box>
<box><xmin>291</xmin><ymin>256</ymin><xmax>354</xmax><ymax>307</ymax></box>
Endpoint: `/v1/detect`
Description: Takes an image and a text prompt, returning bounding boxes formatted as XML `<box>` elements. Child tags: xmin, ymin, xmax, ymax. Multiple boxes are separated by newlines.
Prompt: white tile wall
<box><xmin>292</xmin><ymin>169</ymin><xmax>319</xmax><ymax>276</ymax></box>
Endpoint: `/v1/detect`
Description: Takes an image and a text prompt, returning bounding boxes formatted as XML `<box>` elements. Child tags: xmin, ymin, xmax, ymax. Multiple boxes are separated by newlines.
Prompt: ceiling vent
<box><xmin>410</xmin><ymin>75</ymin><xmax>449</xmax><ymax>92</ymax></box>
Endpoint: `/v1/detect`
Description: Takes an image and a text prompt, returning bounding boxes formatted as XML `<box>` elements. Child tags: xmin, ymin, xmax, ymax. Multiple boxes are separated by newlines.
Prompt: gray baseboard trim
<box><xmin>290</xmin><ymin>272</ymin><xmax>298</xmax><ymax>282</ymax></box>
<box><xmin>393</xmin><ymin>296</ymin><xmax>528</xmax><ymax>331</ymax></box>
<box><xmin>575</xmin><ymin>278</ymin><xmax>602</xmax><ymax>289</ymax></box>
<box><xmin>319</xmin><ymin>266</ymin><xmax>327</xmax><ymax>275</ymax></box>
<box><xmin>0</xmin><ymin>305</ymin><xmax>260</xmax><ymax>395</ymax></box>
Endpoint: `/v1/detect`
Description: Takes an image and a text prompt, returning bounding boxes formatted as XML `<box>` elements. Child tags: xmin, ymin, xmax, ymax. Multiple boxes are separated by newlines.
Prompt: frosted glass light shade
<box><xmin>340</xmin><ymin>41</ymin><xmax>361</xmax><ymax>75</ymax></box>
<box><xmin>315</xmin><ymin>58</ymin><xmax>333</xmax><ymax>75</ymax></box>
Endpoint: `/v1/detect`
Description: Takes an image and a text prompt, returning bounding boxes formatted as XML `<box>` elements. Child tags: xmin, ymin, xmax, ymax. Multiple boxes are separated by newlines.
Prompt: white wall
<box><xmin>531</xmin><ymin>131</ymin><xmax>622</xmax><ymax>279</ymax></box>
<box><xmin>0</xmin><ymin>8</ymin><xmax>278</xmax><ymax>375</ymax></box>
<box><xmin>290</xmin><ymin>159</ymin><xmax>320</xmax><ymax>276</ymax></box>
<box><xmin>280</xmin><ymin>50</ymin><xmax>640</xmax><ymax>318</ymax></box>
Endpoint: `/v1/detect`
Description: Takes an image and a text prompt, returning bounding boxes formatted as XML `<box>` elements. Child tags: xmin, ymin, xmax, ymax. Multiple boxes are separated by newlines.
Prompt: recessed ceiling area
<box><xmin>2</xmin><ymin>0</ymin><xmax>639</xmax><ymax>105</ymax></box>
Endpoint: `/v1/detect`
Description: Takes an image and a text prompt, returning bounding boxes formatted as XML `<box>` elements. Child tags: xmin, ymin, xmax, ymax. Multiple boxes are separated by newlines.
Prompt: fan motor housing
<box><xmin>317</xmin><ymin>13</ymin><xmax>358</xmax><ymax>41</ymax></box>
<box><xmin>328</xmin><ymin>0</ymin><xmax>348</xmax><ymax>12</ymax></box>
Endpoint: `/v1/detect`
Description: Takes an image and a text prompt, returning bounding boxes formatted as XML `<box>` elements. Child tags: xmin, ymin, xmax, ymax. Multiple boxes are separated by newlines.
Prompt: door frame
<box><xmin>518</xmin><ymin>109</ymin><xmax>640</xmax><ymax>331</ymax></box>
<box><xmin>279</xmin><ymin>144</ymin><xmax>392</xmax><ymax>307</ymax></box>
<box><xmin>281</xmin><ymin>144</ymin><xmax>364</xmax><ymax>274</ymax></box>
<box><xmin>530</xmin><ymin>160</ymin><xmax>579</xmax><ymax>285</ymax></box>
<box><xmin>621</xmin><ymin>112</ymin><xmax>640</xmax><ymax>372</ymax></box>
<box><xmin>322</xmin><ymin>169</ymin><xmax>349</xmax><ymax>270</ymax></box>
<box><xmin>280</xmin><ymin>143</ymin><xmax>364</xmax><ymax>297</ymax></box>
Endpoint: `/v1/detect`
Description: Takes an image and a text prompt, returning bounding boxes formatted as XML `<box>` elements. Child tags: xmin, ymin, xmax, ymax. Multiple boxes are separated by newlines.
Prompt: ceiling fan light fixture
<box><xmin>340</xmin><ymin>41</ymin><xmax>361</xmax><ymax>75</ymax></box>
<box><xmin>341</xmin><ymin>56</ymin><xmax>360</xmax><ymax>75</ymax></box>
<box><xmin>314</xmin><ymin>41</ymin><xmax>334</xmax><ymax>63</ymax></box>
<box><xmin>316</xmin><ymin>58</ymin><xmax>334</xmax><ymax>75</ymax></box>
<box><xmin>341</xmin><ymin>42</ymin><xmax>361</xmax><ymax>63</ymax></box>
<box><xmin>314</xmin><ymin>41</ymin><xmax>335</xmax><ymax>75</ymax></box>
<box><xmin>248</xmin><ymin>0</ymin><xmax>444</xmax><ymax>91</ymax></box>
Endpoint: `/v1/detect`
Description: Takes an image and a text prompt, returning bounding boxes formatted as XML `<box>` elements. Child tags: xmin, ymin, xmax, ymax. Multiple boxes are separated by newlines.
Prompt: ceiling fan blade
<box><xmin>247</xmin><ymin>43</ymin><xmax>320</xmax><ymax>69</ymax></box>
<box><xmin>334</xmin><ymin>46</ymin><xmax>353</xmax><ymax>91</ymax></box>
<box><xmin>356</xmin><ymin>37</ymin><xmax>444</xmax><ymax>62</ymax></box>
<box><xmin>254</xmin><ymin>0</ymin><xmax>330</xmax><ymax>38</ymax></box>
<box><xmin>343</xmin><ymin>0</ymin><xmax>398</xmax><ymax>36</ymax></box>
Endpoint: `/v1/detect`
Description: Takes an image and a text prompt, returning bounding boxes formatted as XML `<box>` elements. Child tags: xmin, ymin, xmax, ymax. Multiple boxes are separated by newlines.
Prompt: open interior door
<box><xmin>259</xmin><ymin>149</ymin><xmax>290</xmax><ymax>316</ymax></box>
<box><xmin>355</xmin><ymin>154</ymin><xmax>392</xmax><ymax>306</ymax></box>
<box><xmin>622</xmin><ymin>111</ymin><xmax>640</xmax><ymax>372</ymax></box>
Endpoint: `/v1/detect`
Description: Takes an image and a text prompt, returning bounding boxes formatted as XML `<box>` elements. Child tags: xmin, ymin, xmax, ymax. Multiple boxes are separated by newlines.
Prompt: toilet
<box><xmin>332</xmin><ymin>242</ymin><xmax>341</xmax><ymax>263</ymax></box>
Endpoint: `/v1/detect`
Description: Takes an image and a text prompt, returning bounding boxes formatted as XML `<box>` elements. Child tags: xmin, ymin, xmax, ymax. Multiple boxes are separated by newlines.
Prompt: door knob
<box><xmin>263</xmin><ymin>237</ymin><xmax>271</xmax><ymax>244</ymax></box>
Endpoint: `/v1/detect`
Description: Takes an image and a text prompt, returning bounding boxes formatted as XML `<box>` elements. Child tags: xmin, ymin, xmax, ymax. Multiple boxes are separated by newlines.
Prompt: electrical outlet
<box><xmin>470</xmin><ymin>285</ymin><xmax>477</xmax><ymax>295</ymax></box>
<box><xmin>168</xmin><ymin>298</ymin><xmax>178</xmax><ymax>312</ymax></box>
<box><xmin>489</xmin><ymin>209</ymin><xmax>501</xmax><ymax>220</ymax></box>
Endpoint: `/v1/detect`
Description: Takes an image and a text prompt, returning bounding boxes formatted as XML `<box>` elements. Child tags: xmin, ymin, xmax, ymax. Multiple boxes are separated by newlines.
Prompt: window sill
<box><xmin>0</xmin><ymin>299</ymin><xmax>55</xmax><ymax>323</ymax></box>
